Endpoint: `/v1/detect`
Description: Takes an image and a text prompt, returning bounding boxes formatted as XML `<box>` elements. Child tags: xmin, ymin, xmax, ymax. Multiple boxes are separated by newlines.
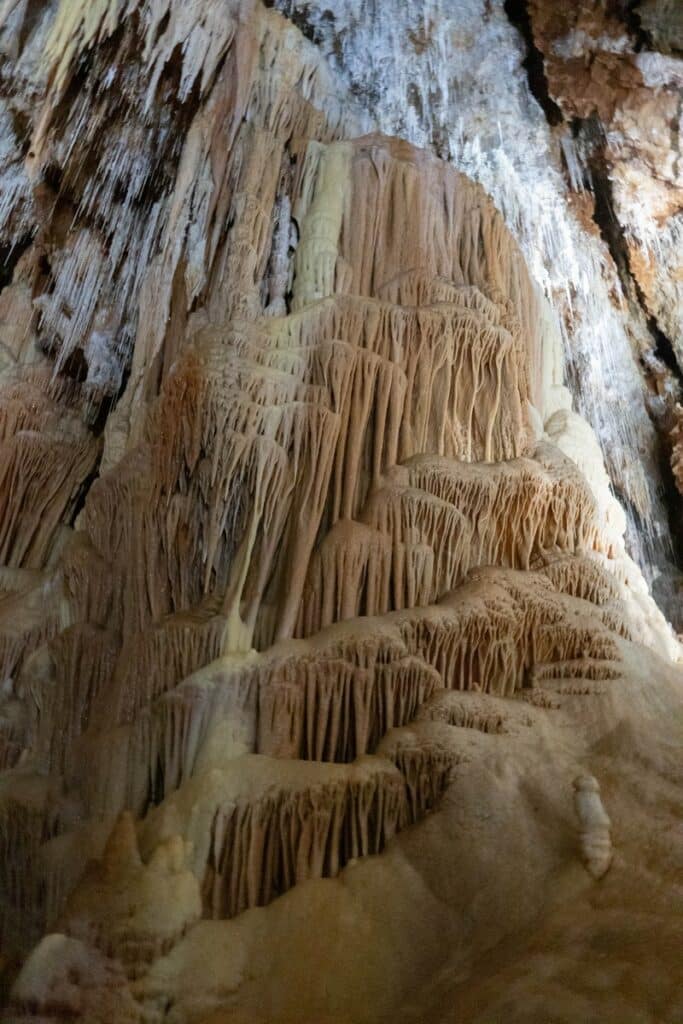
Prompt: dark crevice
<box><xmin>647</xmin><ymin>316</ymin><xmax>683</xmax><ymax>385</ymax></box>
<box><xmin>590</xmin><ymin>154</ymin><xmax>683</xmax><ymax>388</ymax></box>
<box><xmin>0</xmin><ymin>234</ymin><xmax>33</xmax><ymax>293</ymax></box>
<box><xmin>653</xmin><ymin>435</ymin><xmax>683</xmax><ymax>586</ymax></box>
<box><xmin>16</xmin><ymin>0</ymin><xmax>44</xmax><ymax>54</ymax></box>
<box><xmin>87</xmin><ymin>386</ymin><xmax>123</xmax><ymax>436</ymax></box>
<box><xmin>672</xmin><ymin>93</ymin><xmax>683</xmax><ymax>184</ymax></box>
<box><xmin>153</xmin><ymin>9</ymin><xmax>171</xmax><ymax>47</ymax></box>
<box><xmin>608</xmin><ymin>0</ymin><xmax>651</xmax><ymax>52</ymax></box>
<box><xmin>55</xmin><ymin>346</ymin><xmax>89</xmax><ymax>384</ymax></box>
<box><xmin>262</xmin><ymin>1</ymin><xmax>334</xmax><ymax>49</ymax></box>
<box><xmin>579</xmin><ymin>117</ymin><xmax>683</xmax><ymax>582</ymax></box>
<box><xmin>10</xmin><ymin>108</ymin><xmax>31</xmax><ymax>157</ymax></box>
<box><xmin>503</xmin><ymin>0</ymin><xmax>564</xmax><ymax>126</ymax></box>
<box><xmin>585</xmin><ymin>136</ymin><xmax>634</xmax><ymax>292</ymax></box>
<box><xmin>69</xmin><ymin>459</ymin><xmax>102</xmax><ymax>527</ymax></box>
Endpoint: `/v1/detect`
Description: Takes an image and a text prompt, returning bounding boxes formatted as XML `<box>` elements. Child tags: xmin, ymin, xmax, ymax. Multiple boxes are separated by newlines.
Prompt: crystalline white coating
<box><xmin>552</xmin><ymin>30</ymin><xmax>631</xmax><ymax>59</ymax></box>
<box><xmin>636</xmin><ymin>50</ymin><xmax>683</xmax><ymax>89</ymax></box>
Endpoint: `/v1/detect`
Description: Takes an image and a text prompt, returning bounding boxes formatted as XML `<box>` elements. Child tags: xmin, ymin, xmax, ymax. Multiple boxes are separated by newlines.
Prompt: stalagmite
<box><xmin>572</xmin><ymin>774</ymin><xmax>613</xmax><ymax>881</ymax></box>
<box><xmin>56</xmin><ymin>812</ymin><xmax>201</xmax><ymax>975</ymax></box>
<box><xmin>4</xmin><ymin>934</ymin><xmax>141</xmax><ymax>1024</ymax></box>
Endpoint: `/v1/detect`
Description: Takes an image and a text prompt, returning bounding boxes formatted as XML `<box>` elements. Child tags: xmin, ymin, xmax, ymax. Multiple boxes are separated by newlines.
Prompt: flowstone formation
<box><xmin>267</xmin><ymin>0</ymin><xmax>683</xmax><ymax>622</ymax></box>
<box><xmin>0</xmin><ymin>3</ymin><xmax>682</xmax><ymax>1023</ymax></box>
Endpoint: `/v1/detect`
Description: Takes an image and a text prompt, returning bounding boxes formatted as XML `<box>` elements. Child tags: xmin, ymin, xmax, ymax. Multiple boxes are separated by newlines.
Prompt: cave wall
<box><xmin>0</xmin><ymin>2</ymin><xmax>681</xmax><ymax>1021</ymax></box>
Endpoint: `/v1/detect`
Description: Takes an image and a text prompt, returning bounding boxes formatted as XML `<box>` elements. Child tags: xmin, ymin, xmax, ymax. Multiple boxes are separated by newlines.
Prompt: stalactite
<box><xmin>299</xmin><ymin>442</ymin><xmax>606</xmax><ymax>634</ymax></box>
<box><xmin>417</xmin><ymin>691</ymin><xmax>512</xmax><ymax>734</ymax></box>
<box><xmin>112</xmin><ymin>566</ymin><xmax>631</xmax><ymax>830</ymax></box>
<box><xmin>138</xmin><ymin>754</ymin><xmax>407</xmax><ymax>920</ymax></box>
<box><xmin>24</xmin><ymin>625</ymin><xmax>119</xmax><ymax>776</ymax></box>
<box><xmin>0</xmin><ymin>369</ymin><xmax>100</xmax><ymax>573</ymax></box>
<box><xmin>377</xmin><ymin>727</ymin><xmax>462</xmax><ymax>824</ymax></box>
<box><xmin>529</xmin><ymin>659</ymin><xmax>622</xmax><ymax>684</ymax></box>
<box><xmin>0</xmin><ymin>568</ymin><xmax>71</xmax><ymax>703</ymax></box>
<box><xmin>0</xmin><ymin>769</ymin><xmax>70</xmax><ymax>951</ymax></box>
